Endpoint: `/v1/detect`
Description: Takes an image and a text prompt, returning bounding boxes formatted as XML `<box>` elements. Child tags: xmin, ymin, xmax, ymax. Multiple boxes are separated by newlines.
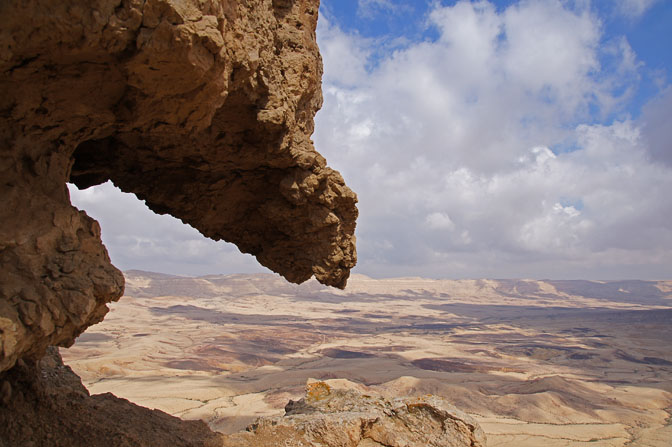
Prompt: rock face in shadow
<box><xmin>0</xmin><ymin>1</ymin><xmax>483</xmax><ymax>445</ymax></box>
<box><xmin>0</xmin><ymin>352</ymin><xmax>486</xmax><ymax>447</ymax></box>
<box><xmin>223</xmin><ymin>381</ymin><xmax>488</xmax><ymax>447</ymax></box>
<box><xmin>0</xmin><ymin>347</ymin><xmax>223</xmax><ymax>447</ymax></box>
<box><xmin>0</xmin><ymin>0</ymin><xmax>357</xmax><ymax>373</ymax></box>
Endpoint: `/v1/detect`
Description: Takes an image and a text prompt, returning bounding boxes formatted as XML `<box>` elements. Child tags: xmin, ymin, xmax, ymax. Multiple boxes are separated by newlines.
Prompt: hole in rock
<box><xmin>63</xmin><ymin>181</ymin><xmax>289</xmax><ymax>433</ymax></box>
<box><xmin>67</xmin><ymin>181</ymin><xmax>268</xmax><ymax>277</ymax></box>
<box><xmin>61</xmin><ymin>188</ymin><xmax>672</xmax><ymax>442</ymax></box>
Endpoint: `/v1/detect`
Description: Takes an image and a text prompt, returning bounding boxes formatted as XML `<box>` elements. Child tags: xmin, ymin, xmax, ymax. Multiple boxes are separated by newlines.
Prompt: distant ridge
<box><xmin>122</xmin><ymin>270</ymin><xmax>672</xmax><ymax>306</ymax></box>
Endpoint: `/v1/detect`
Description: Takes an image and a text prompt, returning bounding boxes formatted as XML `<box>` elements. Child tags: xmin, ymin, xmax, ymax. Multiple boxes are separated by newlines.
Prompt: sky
<box><xmin>69</xmin><ymin>0</ymin><xmax>672</xmax><ymax>280</ymax></box>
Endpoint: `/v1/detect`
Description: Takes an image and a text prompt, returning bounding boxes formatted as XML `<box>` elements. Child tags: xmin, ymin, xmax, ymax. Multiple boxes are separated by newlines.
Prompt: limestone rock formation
<box><xmin>0</xmin><ymin>0</ymin><xmax>357</xmax><ymax>373</ymax></box>
<box><xmin>0</xmin><ymin>352</ymin><xmax>486</xmax><ymax>447</ymax></box>
<box><xmin>0</xmin><ymin>347</ymin><xmax>222</xmax><ymax>447</ymax></box>
<box><xmin>0</xmin><ymin>1</ymin><xmax>485</xmax><ymax>445</ymax></box>
<box><xmin>223</xmin><ymin>380</ymin><xmax>488</xmax><ymax>447</ymax></box>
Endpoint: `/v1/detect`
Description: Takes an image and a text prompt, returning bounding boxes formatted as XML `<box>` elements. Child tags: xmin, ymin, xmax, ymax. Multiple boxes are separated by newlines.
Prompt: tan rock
<box><xmin>0</xmin><ymin>1</ymin><xmax>486</xmax><ymax>446</ymax></box>
<box><xmin>0</xmin><ymin>347</ymin><xmax>222</xmax><ymax>447</ymax></box>
<box><xmin>0</xmin><ymin>0</ymin><xmax>357</xmax><ymax>373</ymax></box>
<box><xmin>0</xmin><ymin>355</ymin><xmax>486</xmax><ymax>447</ymax></box>
<box><xmin>223</xmin><ymin>380</ymin><xmax>488</xmax><ymax>447</ymax></box>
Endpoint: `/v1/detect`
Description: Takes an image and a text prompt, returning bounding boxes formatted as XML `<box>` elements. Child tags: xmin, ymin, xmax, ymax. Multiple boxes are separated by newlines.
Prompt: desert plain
<box><xmin>62</xmin><ymin>271</ymin><xmax>672</xmax><ymax>446</ymax></box>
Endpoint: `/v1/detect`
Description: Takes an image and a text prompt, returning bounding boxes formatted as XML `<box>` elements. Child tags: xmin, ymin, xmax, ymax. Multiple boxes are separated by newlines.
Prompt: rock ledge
<box><xmin>1</xmin><ymin>0</ymin><xmax>357</xmax><ymax>373</ymax></box>
<box><xmin>224</xmin><ymin>380</ymin><xmax>487</xmax><ymax>447</ymax></box>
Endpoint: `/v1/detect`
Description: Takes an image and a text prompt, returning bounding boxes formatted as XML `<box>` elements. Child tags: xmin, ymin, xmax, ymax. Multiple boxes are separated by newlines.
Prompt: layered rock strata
<box><xmin>224</xmin><ymin>380</ymin><xmax>488</xmax><ymax>447</ymax></box>
<box><xmin>0</xmin><ymin>0</ymin><xmax>357</xmax><ymax>374</ymax></box>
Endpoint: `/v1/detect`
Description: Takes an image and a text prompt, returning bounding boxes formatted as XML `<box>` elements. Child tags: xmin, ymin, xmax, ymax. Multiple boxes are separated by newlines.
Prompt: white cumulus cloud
<box><xmin>616</xmin><ymin>0</ymin><xmax>661</xmax><ymax>19</ymax></box>
<box><xmin>68</xmin><ymin>182</ymin><xmax>268</xmax><ymax>276</ymax></box>
<box><xmin>426</xmin><ymin>212</ymin><xmax>456</xmax><ymax>231</ymax></box>
<box><xmin>315</xmin><ymin>0</ymin><xmax>672</xmax><ymax>279</ymax></box>
<box><xmin>70</xmin><ymin>1</ymin><xmax>672</xmax><ymax>281</ymax></box>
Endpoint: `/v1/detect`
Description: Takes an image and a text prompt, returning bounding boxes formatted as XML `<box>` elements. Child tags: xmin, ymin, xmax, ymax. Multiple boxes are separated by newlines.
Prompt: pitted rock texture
<box><xmin>0</xmin><ymin>347</ymin><xmax>222</xmax><ymax>447</ymax></box>
<box><xmin>223</xmin><ymin>380</ymin><xmax>488</xmax><ymax>447</ymax></box>
<box><xmin>0</xmin><ymin>358</ymin><xmax>485</xmax><ymax>447</ymax></box>
<box><xmin>0</xmin><ymin>0</ymin><xmax>357</xmax><ymax>373</ymax></box>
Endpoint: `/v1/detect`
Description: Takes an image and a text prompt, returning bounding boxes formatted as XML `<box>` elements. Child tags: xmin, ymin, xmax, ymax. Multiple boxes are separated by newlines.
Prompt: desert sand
<box><xmin>62</xmin><ymin>271</ymin><xmax>672</xmax><ymax>446</ymax></box>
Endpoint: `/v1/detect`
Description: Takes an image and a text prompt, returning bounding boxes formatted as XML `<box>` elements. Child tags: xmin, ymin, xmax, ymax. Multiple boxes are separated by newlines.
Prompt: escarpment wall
<box><xmin>0</xmin><ymin>0</ymin><xmax>357</xmax><ymax>374</ymax></box>
<box><xmin>0</xmin><ymin>3</ymin><xmax>488</xmax><ymax>446</ymax></box>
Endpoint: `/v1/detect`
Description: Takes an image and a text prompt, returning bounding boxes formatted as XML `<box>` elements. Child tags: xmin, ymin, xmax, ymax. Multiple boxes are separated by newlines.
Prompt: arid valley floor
<box><xmin>62</xmin><ymin>271</ymin><xmax>672</xmax><ymax>446</ymax></box>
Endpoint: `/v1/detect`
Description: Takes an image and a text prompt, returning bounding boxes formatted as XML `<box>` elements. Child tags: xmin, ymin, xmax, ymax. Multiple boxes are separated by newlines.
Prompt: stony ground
<box><xmin>63</xmin><ymin>272</ymin><xmax>672</xmax><ymax>446</ymax></box>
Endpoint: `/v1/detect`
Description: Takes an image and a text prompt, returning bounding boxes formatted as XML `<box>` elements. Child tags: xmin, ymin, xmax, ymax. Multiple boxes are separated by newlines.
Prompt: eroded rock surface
<box><xmin>0</xmin><ymin>347</ymin><xmax>222</xmax><ymax>447</ymax></box>
<box><xmin>0</xmin><ymin>353</ymin><xmax>486</xmax><ymax>447</ymax></box>
<box><xmin>224</xmin><ymin>380</ymin><xmax>488</xmax><ymax>447</ymax></box>
<box><xmin>0</xmin><ymin>0</ymin><xmax>357</xmax><ymax>373</ymax></box>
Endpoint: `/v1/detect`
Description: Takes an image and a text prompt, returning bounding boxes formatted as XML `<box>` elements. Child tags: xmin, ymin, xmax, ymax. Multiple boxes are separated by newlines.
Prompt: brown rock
<box><xmin>223</xmin><ymin>380</ymin><xmax>488</xmax><ymax>447</ymax></box>
<box><xmin>0</xmin><ymin>0</ymin><xmax>357</xmax><ymax>373</ymax></box>
<box><xmin>0</xmin><ymin>347</ymin><xmax>223</xmax><ymax>447</ymax></box>
<box><xmin>0</xmin><ymin>1</ymin><xmax>484</xmax><ymax>446</ymax></box>
<box><xmin>0</xmin><ymin>355</ymin><xmax>486</xmax><ymax>447</ymax></box>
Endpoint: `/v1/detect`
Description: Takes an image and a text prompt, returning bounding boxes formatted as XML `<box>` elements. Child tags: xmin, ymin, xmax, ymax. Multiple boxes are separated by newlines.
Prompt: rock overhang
<box><xmin>0</xmin><ymin>0</ymin><xmax>357</xmax><ymax>373</ymax></box>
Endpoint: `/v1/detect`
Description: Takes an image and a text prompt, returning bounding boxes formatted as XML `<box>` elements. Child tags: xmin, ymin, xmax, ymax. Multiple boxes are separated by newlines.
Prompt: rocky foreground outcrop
<box><xmin>0</xmin><ymin>0</ymin><xmax>357</xmax><ymax>374</ymax></box>
<box><xmin>0</xmin><ymin>347</ymin><xmax>222</xmax><ymax>447</ymax></box>
<box><xmin>224</xmin><ymin>380</ymin><xmax>487</xmax><ymax>447</ymax></box>
<box><xmin>0</xmin><ymin>351</ymin><xmax>486</xmax><ymax>447</ymax></box>
<box><xmin>0</xmin><ymin>0</ymin><xmax>484</xmax><ymax>445</ymax></box>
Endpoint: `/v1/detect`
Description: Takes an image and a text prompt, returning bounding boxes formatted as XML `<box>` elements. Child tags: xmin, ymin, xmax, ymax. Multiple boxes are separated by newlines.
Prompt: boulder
<box><xmin>223</xmin><ymin>380</ymin><xmax>488</xmax><ymax>447</ymax></box>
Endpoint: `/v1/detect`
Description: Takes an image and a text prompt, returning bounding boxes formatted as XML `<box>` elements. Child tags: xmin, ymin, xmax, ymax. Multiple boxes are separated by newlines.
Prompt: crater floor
<box><xmin>62</xmin><ymin>272</ymin><xmax>672</xmax><ymax>446</ymax></box>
